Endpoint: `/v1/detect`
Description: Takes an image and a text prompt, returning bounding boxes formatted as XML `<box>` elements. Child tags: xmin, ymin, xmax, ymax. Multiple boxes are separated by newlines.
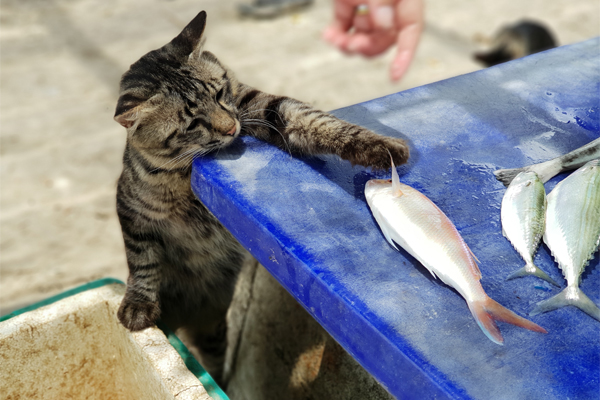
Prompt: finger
<box><xmin>390</xmin><ymin>23</ymin><xmax>421</xmax><ymax>80</ymax></box>
<box><xmin>323</xmin><ymin>23</ymin><xmax>346</xmax><ymax>45</ymax></box>
<box><xmin>367</xmin><ymin>0</ymin><xmax>395</xmax><ymax>30</ymax></box>
<box><xmin>333</xmin><ymin>0</ymin><xmax>366</xmax><ymax>33</ymax></box>
<box><xmin>390</xmin><ymin>0</ymin><xmax>424</xmax><ymax>80</ymax></box>
<box><xmin>345</xmin><ymin>32</ymin><xmax>396</xmax><ymax>56</ymax></box>
<box><xmin>323</xmin><ymin>24</ymin><xmax>352</xmax><ymax>49</ymax></box>
<box><xmin>324</xmin><ymin>0</ymin><xmax>367</xmax><ymax>46</ymax></box>
<box><xmin>352</xmin><ymin>13</ymin><xmax>374</xmax><ymax>33</ymax></box>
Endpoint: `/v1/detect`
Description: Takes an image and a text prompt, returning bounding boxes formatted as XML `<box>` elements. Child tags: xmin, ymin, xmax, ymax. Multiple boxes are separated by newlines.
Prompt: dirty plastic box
<box><xmin>0</xmin><ymin>278</ymin><xmax>228</xmax><ymax>400</ymax></box>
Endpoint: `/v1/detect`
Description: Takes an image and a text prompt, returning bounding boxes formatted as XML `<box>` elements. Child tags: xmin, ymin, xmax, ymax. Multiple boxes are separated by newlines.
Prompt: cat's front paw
<box><xmin>343</xmin><ymin>136</ymin><xmax>409</xmax><ymax>170</ymax></box>
<box><xmin>117</xmin><ymin>298</ymin><xmax>160</xmax><ymax>331</ymax></box>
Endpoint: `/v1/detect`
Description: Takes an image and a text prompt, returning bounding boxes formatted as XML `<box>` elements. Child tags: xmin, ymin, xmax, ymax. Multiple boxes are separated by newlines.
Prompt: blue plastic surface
<box><xmin>191</xmin><ymin>39</ymin><xmax>600</xmax><ymax>400</ymax></box>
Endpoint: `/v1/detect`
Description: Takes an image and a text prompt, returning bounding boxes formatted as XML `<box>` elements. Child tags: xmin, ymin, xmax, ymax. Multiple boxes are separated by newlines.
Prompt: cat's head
<box><xmin>114</xmin><ymin>11</ymin><xmax>240</xmax><ymax>160</ymax></box>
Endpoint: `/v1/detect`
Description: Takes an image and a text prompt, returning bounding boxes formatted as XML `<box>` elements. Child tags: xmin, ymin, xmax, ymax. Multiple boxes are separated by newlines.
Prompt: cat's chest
<box><xmin>167</xmin><ymin>196</ymin><xmax>224</xmax><ymax>238</ymax></box>
<box><xmin>162</xmin><ymin>196</ymin><xmax>239</xmax><ymax>256</ymax></box>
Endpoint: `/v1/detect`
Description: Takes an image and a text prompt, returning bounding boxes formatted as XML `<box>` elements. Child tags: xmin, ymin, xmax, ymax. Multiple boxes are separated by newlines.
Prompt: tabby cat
<box><xmin>114</xmin><ymin>11</ymin><xmax>409</xmax><ymax>382</ymax></box>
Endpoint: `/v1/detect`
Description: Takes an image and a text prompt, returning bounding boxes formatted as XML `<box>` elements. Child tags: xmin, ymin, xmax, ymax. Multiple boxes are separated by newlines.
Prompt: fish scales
<box><xmin>368</xmin><ymin>183</ymin><xmax>481</xmax><ymax>300</ymax></box>
<box><xmin>365</xmin><ymin>158</ymin><xmax>547</xmax><ymax>345</ymax></box>
<box><xmin>545</xmin><ymin>160</ymin><xmax>600</xmax><ymax>277</ymax></box>
<box><xmin>500</xmin><ymin>172</ymin><xmax>558</xmax><ymax>286</ymax></box>
<box><xmin>533</xmin><ymin>159</ymin><xmax>600</xmax><ymax>321</ymax></box>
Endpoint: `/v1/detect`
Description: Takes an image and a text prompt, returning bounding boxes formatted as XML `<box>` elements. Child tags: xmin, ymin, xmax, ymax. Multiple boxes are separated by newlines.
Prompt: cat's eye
<box><xmin>187</xmin><ymin>118</ymin><xmax>201</xmax><ymax>131</ymax></box>
<box><xmin>216</xmin><ymin>87</ymin><xmax>225</xmax><ymax>100</ymax></box>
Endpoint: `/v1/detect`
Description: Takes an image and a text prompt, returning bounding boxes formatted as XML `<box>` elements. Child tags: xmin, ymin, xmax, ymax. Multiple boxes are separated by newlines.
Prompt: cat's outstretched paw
<box><xmin>343</xmin><ymin>136</ymin><xmax>409</xmax><ymax>170</ymax></box>
<box><xmin>117</xmin><ymin>298</ymin><xmax>160</xmax><ymax>331</ymax></box>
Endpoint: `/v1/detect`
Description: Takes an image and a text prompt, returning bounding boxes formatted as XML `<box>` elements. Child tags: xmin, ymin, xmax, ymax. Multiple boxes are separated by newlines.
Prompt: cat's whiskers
<box><xmin>187</xmin><ymin>146</ymin><xmax>214</xmax><ymax>163</ymax></box>
<box><xmin>239</xmin><ymin>108</ymin><xmax>284</xmax><ymax>122</ymax></box>
<box><xmin>176</xmin><ymin>147</ymin><xmax>214</xmax><ymax>168</ymax></box>
<box><xmin>241</xmin><ymin>118</ymin><xmax>292</xmax><ymax>156</ymax></box>
<box><xmin>149</xmin><ymin>147</ymin><xmax>200</xmax><ymax>173</ymax></box>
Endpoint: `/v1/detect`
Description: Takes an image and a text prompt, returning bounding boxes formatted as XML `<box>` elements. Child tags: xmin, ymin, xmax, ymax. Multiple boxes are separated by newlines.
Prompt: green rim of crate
<box><xmin>0</xmin><ymin>277</ymin><xmax>229</xmax><ymax>400</ymax></box>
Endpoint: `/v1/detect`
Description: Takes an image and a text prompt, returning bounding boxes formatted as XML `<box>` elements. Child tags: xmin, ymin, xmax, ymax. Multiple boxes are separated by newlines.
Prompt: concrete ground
<box><xmin>1</xmin><ymin>0</ymin><xmax>599</xmax><ymax>383</ymax></box>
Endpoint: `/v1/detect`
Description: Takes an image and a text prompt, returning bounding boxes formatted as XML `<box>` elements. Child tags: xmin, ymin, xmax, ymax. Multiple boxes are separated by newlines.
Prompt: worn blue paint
<box><xmin>191</xmin><ymin>38</ymin><xmax>600</xmax><ymax>399</ymax></box>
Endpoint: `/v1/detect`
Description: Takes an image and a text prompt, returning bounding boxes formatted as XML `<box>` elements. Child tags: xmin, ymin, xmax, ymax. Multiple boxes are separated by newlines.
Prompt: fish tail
<box><xmin>530</xmin><ymin>285</ymin><xmax>600</xmax><ymax>321</ymax></box>
<box><xmin>506</xmin><ymin>262</ymin><xmax>561</xmax><ymax>287</ymax></box>
<box><xmin>469</xmin><ymin>297</ymin><xmax>548</xmax><ymax>345</ymax></box>
<box><xmin>495</xmin><ymin>160</ymin><xmax>562</xmax><ymax>186</ymax></box>
<box><xmin>494</xmin><ymin>167</ymin><xmax>526</xmax><ymax>187</ymax></box>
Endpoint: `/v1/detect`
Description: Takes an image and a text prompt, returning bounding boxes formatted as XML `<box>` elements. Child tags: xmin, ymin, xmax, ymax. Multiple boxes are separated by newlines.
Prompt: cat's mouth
<box><xmin>225</xmin><ymin>119</ymin><xmax>241</xmax><ymax>137</ymax></box>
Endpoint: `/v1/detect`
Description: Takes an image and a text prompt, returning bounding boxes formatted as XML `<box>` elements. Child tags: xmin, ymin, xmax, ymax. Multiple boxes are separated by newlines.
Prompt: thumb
<box><xmin>367</xmin><ymin>0</ymin><xmax>395</xmax><ymax>30</ymax></box>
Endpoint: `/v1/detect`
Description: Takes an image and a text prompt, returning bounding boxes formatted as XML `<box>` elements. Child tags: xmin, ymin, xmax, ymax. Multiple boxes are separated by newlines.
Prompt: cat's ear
<box><xmin>170</xmin><ymin>11</ymin><xmax>207</xmax><ymax>58</ymax></box>
<box><xmin>114</xmin><ymin>95</ymin><xmax>145</xmax><ymax>129</ymax></box>
<box><xmin>114</xmin><ymin>106</ymin><xmax>141</xmax><ymax>129</ymax></box>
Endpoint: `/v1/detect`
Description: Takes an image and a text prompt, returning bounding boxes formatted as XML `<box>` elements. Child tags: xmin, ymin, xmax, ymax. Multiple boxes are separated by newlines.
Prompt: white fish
<box><xmin>365</xmin><ymin>158</ymin><xmax>547</xmax><ymax>345</ymax></box>
<box><xmin>501</xmin><ymin>171</ymin><xmax>559</xmax><ymax>286</ymax></box>
<box><xmin>531</xmin><ymin>159</ymin><xmax>600</xmax><ymax>321</ymax></box>
<box><xmin>495</xmin><ymin>137</ymin><xmax>600</xmax><ymax>186</ymax></box>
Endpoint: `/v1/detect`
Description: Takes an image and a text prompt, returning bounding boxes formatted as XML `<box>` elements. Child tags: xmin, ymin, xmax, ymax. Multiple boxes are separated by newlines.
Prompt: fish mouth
<box><xmin>366</xmin><ymin>179</ymin><xmax>392</xmax><ymax>187</ymax></box>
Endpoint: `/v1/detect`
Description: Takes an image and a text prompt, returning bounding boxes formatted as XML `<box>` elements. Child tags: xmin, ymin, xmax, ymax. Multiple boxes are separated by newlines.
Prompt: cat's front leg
<box><xmin>336</xmin><ymin>125</ymin><xmax>409</xmax><ymax>170</ymax></box>
<box><xmin>118</xmin><ymin>275</ymin><xmax>161</xmax><ymax>331</ymax></box>
<box><xmin>236</xmin><ymin>87</ymin><xmax>409</xmax><ymax>169</ymax></box>
<box><xmin>116</xmin><ymin>204</ymin><xmax>164</xmax><ymax>330</ymax></box>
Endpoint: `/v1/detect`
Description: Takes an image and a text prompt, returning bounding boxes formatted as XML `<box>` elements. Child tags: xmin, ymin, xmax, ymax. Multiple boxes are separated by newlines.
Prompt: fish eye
<box><xmin>387</xmin><ymin>179</ymin><xmax>392</xmax><ymax>183</ymax></box>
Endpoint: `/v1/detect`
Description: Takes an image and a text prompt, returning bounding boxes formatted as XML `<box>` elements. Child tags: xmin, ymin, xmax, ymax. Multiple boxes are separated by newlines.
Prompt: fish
<box><xmin>531</xmin><ymin>159</ymin><xmax>600</xmax><ymax>321</ymax></box>
<box><xmin>500</xmin><ymin>171</ymin><xmax>559</xmax><ymax>286</ymax></box>
<box><xmin>495</xmin><ymin>137</ymin><xmax>600</xmax><ymax>186</ymax></box>
<box><xmin>365</xmin><ymin>158</ymin><xmax>547</xmax><ymax>345</ymax></box>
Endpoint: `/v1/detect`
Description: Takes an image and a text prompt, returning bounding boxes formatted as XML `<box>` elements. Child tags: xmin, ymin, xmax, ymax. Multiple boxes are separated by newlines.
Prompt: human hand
<box><xmin>323</xmin><ymin>0</ymin><xmax>424</xmax><ymax>81</ymax></box>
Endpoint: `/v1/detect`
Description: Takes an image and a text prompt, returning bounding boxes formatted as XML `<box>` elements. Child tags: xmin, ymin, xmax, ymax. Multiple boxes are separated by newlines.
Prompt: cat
<box><xmin>474</xmin><ymin>20</ymin><xmax>556</xmax><ymax>67</ymax></box>
<box><xmin>113</xmin><ymin>10</ymin><xmax>409</xmax><ymax>382</ymax></box>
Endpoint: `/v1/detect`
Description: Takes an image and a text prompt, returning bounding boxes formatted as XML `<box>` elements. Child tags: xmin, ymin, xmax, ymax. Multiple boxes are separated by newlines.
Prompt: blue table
<box><xmin>192</xmin><ymin>38</ymin><xmax>600</xmax><ymax>399</ymax></box>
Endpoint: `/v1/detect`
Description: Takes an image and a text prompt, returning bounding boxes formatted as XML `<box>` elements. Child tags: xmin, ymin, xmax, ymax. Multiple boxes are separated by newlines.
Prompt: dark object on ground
<box><xmin>238</xmin><ymin>0</ymin><xmax>313</xmax><ymax>19</ymax></box>
<box><xmin>474</xmin><ymin>20</ymin><xmax>557</xmax><ymax>67</ymax></box>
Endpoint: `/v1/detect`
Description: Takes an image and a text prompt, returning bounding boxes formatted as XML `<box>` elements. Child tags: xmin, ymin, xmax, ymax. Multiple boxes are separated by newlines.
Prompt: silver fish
<box><xmin>501</xmin><ymin>171</ymin><xmax>559</xmax><ymax>286</ymax></box>
<box><xmin>495</xmin><ymin>137</ymin><xmax>600</xmax><ymax>186</ymax></box>
<box><xmin>365</xmin><ymin>158</ymin><xmax>547</xmax><ymax>344</ymax></box>
<box><xmin>531</xmin><ymin>159</ymin><xmax>600</xmax><ymax>321</ymax></box>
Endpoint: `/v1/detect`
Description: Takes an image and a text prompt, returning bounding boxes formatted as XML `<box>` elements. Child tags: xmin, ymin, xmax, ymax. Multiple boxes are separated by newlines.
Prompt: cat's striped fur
<box><xmin>114</xmin><ymin>11</ymin><xmax>409</xmax><ymax>382</ymax></box>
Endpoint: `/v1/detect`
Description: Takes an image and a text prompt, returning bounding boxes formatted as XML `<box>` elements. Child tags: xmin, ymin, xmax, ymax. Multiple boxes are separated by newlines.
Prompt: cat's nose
<box><xmin>225</xmin><ymin>125</ymin><xmax>237</xmax><ymax>136</ymax></box>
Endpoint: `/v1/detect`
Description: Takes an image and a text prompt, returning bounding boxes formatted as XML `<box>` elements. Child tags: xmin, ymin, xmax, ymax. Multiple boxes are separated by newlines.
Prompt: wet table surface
<box><xmin>191</xmin><ymin>38</ymin><xmax>600</xmax><ymax>400</ymax></box>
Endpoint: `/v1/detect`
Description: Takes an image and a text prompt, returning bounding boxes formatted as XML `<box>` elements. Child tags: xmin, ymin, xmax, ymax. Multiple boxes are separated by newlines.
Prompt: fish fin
<box><xmin>466</xmin><ymin>246</ymin><xmax>481</xmax><ymax>279</ymax></box>
<box><xmin>494</xmin><ymin>167</ymin><xmax>526</xmax><ymax>187</ymax></box>
<box><xmin>386</xmin><ymin>236</ymin><xmax>400</xmax><ymax>252</ymax></box>
<box><xmin>496</xmin><ymin>160</ymin><xmax>564</xmax><ymax>185</ymax></box>
<box><xmin>425</xmin><ymin>267</ymin><xmax>437</xmax><ymax>280</ymax></box>
<box><xmin>468</xmin><ymin>297</ymin><xmax>547</xmax><ymax>345</ymax></box>
<box><xmin>379</xmin><ymin>223</ymin><xmax>400</xmax><ymax>252</ymax></box>
<box><xmin>506</xmin><ymin>263</ymin><xmax>561</xmax><ymax>287</ymax></box>
<box><xmin>530</xmin><ymin>286</ymin><xmax>600</xmax><ymax>321</ymax></box>
<box><xmin>387</xmin><ymin>149</ymin><xmax>402</xmax><ymax>197</ymax></box>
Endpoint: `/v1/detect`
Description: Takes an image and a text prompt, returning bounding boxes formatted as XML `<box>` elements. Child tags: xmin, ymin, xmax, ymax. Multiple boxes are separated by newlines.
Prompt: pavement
<box><xmin>1</xmin><ymin>0</ymin><xmax>599</xmax><ymax>314</ymax></box>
